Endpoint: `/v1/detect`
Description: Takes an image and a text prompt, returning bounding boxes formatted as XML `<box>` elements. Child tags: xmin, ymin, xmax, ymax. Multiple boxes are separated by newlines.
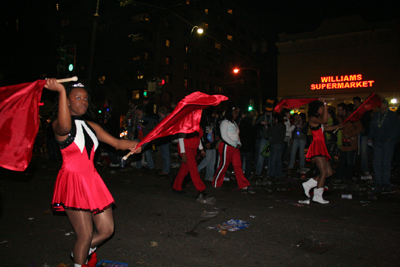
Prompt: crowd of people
<box><xmin>103</xmin><ymin>95</ymin><xmax>400</xmax><ymax>199</ymax></box>
<box><xmin>38</xmin><ymin>78</ymin><xmax>400</xmax><ymax>266</ymax></box>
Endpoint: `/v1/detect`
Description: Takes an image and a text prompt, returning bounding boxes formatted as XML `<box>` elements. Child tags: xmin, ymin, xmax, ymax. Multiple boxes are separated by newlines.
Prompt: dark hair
<box><xmin>337</xmin><ymin>102</ymin><xmax>347</xmax><ymax>111</ymax></box>
<box><xmin>347</xmin><ymin>103</ymin><xmax>355</xmax><ymax>113</ymax></box>
<box><xmin>307</xmin><ymin>100</ymin><xmax>323</xmax><ymax>117</ymax></box>
<box><xmin>353</xmin><ymin>96</ymin><xmax>361</xmax><ymax>102</ymax></box>
<box><xmin>224</xmin><ymin>107</ymin><xmax>236</xmax><ymax>122</ymax></box>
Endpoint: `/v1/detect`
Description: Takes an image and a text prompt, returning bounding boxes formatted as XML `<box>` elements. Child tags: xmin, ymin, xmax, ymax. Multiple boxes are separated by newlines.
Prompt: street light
<box><xmin>191</xmin><ymin>26</ymin><xmax>203</xmax><ymax>35</ymax></box>
<box><xmin>233</xmin><ymin>67</ymin><xmax>262</xmax><ymax>113</ymax></box>
<box><xmin>186</xmin><ymin>26</ymin><xmax>203</xmax><ymax>92</ymax></box>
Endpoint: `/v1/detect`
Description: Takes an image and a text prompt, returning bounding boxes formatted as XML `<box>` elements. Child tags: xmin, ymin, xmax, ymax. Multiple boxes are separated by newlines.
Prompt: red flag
<box><xmin>343</xmin><ymin>92</ymin><xmax>382</xmax><ymax>124</ymax></box>
<box><xmin>274</xmin><ymin>98</ymin><xmax>319</xmax><ymax>113</ymax></box>
<box><xmin>0</xmin><ymin>80</ymin><xmax>46</xmax><ymax>171</ymax></box>
<box><xmin>136</xmin><ymin>92</ymin><xmax>228</xmax><ymax>148</ymax></box>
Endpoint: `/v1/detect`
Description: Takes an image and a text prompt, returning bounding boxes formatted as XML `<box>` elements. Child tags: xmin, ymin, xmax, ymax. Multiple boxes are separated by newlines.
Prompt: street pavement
<box><xmin>1</xmin><ymin>157</ymin><xmax>399</xmax><ymax>267</ymax></box>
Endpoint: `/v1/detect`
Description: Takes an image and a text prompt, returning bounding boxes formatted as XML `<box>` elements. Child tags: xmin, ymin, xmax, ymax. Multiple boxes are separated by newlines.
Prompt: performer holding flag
<box><xmin>302</xmin><ymin>98</ymin><xmax>342</xmax><ymax>204</ymax></box>
<box><xmin>45</xmin><ymin>78</ymin><xmax>141</xmax><ymax>267</ymax></box>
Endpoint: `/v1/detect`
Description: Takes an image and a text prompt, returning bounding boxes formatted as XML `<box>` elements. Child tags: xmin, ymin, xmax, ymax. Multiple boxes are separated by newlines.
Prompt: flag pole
<box><xmin>56</xmin><ymin>76</ymin><xmax>78</xmax><ymax>83</ymax></box>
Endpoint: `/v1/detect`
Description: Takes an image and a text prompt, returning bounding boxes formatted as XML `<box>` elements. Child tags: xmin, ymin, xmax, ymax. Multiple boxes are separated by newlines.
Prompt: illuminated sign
<box><xmin>311</xmin><ymin>74</ymin><xmax>374</xmax><ymax>90</ymax></box>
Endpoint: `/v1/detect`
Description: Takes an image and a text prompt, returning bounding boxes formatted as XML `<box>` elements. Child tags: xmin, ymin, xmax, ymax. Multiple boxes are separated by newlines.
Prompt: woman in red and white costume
<box><xmin>45</xmin><ymin>79</ymin><xmax>141</xmax><ymax>267</ymax></box>
<box><xmin>303</xmin><ymin>98</ymin><xmax>342</xmax><ymax>204</ymax></box>
<box><xmin>213</xmin><ymin>107</ymin><xmax>252</xmax><ymax>193</ymax></box>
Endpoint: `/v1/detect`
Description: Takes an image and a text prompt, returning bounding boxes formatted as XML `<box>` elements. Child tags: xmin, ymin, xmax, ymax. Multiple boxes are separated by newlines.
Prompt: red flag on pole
<box><xmin>343</xmin><ymin>92</ymin><xmax>382</xmax><ymax>124</ymax></box>
<box><xmin>0</xmin><ymin>80</ymin><xmax>46</xmax><ymax>171</ymax></box>
<box><xmin>274</xmin><ymin>98</ymin><xmax>319</xmax><ymax>113</ymax></box>
<box><xmin>136</xmin><ymin>91</ymin><xmax>228</xmax><ymax>148</ymax></box>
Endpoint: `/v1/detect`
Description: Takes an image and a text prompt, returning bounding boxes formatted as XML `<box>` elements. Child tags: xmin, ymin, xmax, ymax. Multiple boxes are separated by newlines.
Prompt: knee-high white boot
<box><xmin>312</xmin><ymin>187</ymin><xmax>329</xmax><ymax>204</ymax></box>
<box><xmin>302</xmin><ymin>178</ymin><xmax>317</xmax><ymax>197</ymax></box>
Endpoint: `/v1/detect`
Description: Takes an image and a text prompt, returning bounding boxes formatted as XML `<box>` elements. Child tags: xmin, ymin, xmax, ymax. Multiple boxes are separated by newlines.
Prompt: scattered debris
<box><xmin>201</xmin><ymin>211</ymin><xmax>219</xmax><ymax>218</ymax></box>
<box><xmin>207</xmin><ymin>219</ymin><xmax>250</xmax><ymax>232</ymax></box>
<box><xmin>96</xmin><ymin>260</ymin><xmax>129</xmax><ymax>266</ymax></box>
<box><xmin>298</xmin><ymin>199</ymin><xmax>310</xmax><ymax>205</ymax></box>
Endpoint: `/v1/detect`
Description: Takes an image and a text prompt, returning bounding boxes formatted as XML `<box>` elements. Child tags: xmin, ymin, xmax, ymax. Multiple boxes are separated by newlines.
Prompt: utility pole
<box><xmin>86</xmin><ymin>0</ymin><xmax>100</xmax><ymax>88</ymax></box>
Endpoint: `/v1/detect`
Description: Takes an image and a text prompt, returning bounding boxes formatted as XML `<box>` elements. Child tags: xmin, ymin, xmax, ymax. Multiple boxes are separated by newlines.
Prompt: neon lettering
<box><xmin>312</xmin><ymin>74</ymin><xmax>374</xmax><ymax>90</ymax></box>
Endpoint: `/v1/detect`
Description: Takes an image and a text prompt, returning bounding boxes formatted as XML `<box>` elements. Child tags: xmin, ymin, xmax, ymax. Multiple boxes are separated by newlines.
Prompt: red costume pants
<box><xmin>213</xmin><ymin>142</ymin><xmax>250</xmax><ymax>189</ymax></box>
<box><xmin>173</xmin><ymin>146</ymin><xmax>206</xmax><ymax>192</ymax></box>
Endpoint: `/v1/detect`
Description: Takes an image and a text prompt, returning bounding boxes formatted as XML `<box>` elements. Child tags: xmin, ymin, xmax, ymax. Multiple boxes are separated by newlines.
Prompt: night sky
<box><xmin>0</xmin><ymin>0</ymin><xmax>398</xmax><ymax>86</ymax></box>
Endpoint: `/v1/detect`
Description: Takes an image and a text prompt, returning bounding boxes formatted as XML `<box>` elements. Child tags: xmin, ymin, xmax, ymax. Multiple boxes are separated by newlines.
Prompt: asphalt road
<box><xmin>1</xmin><ymin>157</ymin><xmax>399</xmax><ymax>267</ymax></box>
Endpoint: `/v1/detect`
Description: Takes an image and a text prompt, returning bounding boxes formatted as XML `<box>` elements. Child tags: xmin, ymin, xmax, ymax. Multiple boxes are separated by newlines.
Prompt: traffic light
<box><xmin>66</xmin><ymin>45</ymin><xmax>76</xmax><ymax>76</ymax></box>
<box><xmin>156</xmin><ymin>78</ymin><xmax>165</xmax><ymax>94</ymax></box>
<box><xmin>143</xmin><ymin>90</ymin><xmax>148</xmax><ymax>97</ymax></box>
<box><xmin>248</xmin><ymin>99</ymin><xmax>254</xmax><ymax>111</ymax></box>
<box><xmin>57</xmin><ymin>46</ymin><xmax>67</xmax><ymax>77</ymax></box>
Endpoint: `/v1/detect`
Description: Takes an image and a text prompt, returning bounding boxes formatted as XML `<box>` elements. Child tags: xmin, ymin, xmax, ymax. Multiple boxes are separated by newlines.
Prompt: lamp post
<box><xmin>233</xmin><ymin>68</ymin><xmax>261</xmax><ymax>113</ymax></box>
<box><xmin>186</xmin><ymin>26</ymin><xmax>203</xmax><ymax>92</ymax></box>
<box><xmin>87</xmin><ymin>0</ymin><xmax>100</xmax><ymax>88</ymax></box>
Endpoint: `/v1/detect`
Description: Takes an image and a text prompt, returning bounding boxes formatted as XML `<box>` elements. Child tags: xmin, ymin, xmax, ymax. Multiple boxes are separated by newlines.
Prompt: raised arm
<box><xmin>44</xmin><ymin>78</ymin><xmax>72</xmax><ymax>138</ymax></box>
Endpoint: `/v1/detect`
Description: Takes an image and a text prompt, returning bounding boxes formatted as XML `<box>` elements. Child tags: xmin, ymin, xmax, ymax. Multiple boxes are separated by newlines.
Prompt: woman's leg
<box><xmin>91</xmin><ymin>208</ymin><xmax>114</xmax><ymax>248</ymax></box>
<box><xmin>314</xmin><ymin>156</ymin><xmax>332</xmax><ymax>188</ymax></box>
<box><xmin>66</xmin><ymin>210</ymin><xmax>94</xmax><ymax>265</ymax></box>
<box><xmin>231</xmin><ymin>148</ymin><xmax>251</xmax><ymax>189</ymax></box>
<box><xmin>213</xmin><ymin>143</ymin><xmax>233</xmax><ymax>188</ymax></box>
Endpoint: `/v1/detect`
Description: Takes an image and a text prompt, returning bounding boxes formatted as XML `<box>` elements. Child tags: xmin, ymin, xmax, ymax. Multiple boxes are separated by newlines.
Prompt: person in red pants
<box><xmin>173</xmin><ymin>129</ymin><xmax>215</xmax><ymax>204</ymax></box>
<box><xmin>213</xmin><ymin>107</ymin><xmax>254</xmax><ymax>194</ymax></box>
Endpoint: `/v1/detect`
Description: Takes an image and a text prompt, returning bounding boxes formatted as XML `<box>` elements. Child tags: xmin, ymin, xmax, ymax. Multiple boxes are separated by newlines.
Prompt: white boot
<box><xmin>312</xmin><ymin>188</ymin><xmax>329</xmax><ymax>204</ymax></box>
<box><xmin>302</xmin><ymin>178</ymin><xmax>317</xmax><ymax>197</ymax></box>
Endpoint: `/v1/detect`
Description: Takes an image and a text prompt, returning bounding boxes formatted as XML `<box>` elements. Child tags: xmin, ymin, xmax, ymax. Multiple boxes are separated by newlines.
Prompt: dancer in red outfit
<box><xmin>45</xmin><ymin>79</ymin><xmax>141</xmax><ymax>267</ymax></box>
<box><xmin>302</xmin><ymin>98</ymin><xmax>341</xmax><ymax>204</ymax></box>
<box><xmin>213</xmin><ymin>107</ymin><xmax>252</xmax><ymax>193</ymax></box>
<box><xmin>173</xmin><ymin>129</ymin><xmax>215</xmax><ymax>203</ymax></box>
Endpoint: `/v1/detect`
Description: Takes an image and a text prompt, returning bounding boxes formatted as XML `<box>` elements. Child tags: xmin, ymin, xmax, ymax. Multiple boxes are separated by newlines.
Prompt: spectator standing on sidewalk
<box><xmin>352</xmin><ymin>96</ymin><xmax>374</xmax><ymax>180</ymax></box>
<box><xmin>133</xmin><ymin>105</ymin><xmax>158</xmax><ymax>170</ymax></box>
<box><xmin>288</xmin><ymin>113</ymin><xmax>308</xmax><ymax>172</ymax></box>
<box><xmin>198</xmin><ymin>108</ymin><xmax>218</xmax><ymax>181</ymax></box>
<box><xmin>239</xmin><ymin>110</ymin><xmax>256</xmax><ymax>180</ymax></box>
<box><xmin>157</xmin><ymin>107</ymin><xmax>171</xmax><ymax>176</ymax></box>
<box><xmin>368</xmin><ymin>98</ymin><xmax>400</xmax><ymax>190</ymax></box>
<box><xmin>282</xmin><ymin>109</ymin><xmax>295</xmax><ymax>164</ymax></box>
<box><xmin>337</xmin><ymin>106</ymin><xmax>362</xmax><ymax>183</ymax></box>
<box><xmin>254</xmin><ymin>99</ymin><xmax>275</xmax><ymax>176</ymax></box>
<box><xmin>266</xmin><ymin>114</ymin><xmax>286</xmax><ymax>179</ymax></box>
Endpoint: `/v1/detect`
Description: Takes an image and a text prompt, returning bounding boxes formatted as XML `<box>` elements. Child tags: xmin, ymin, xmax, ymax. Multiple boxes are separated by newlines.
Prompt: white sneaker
<box><xmin>361</xmin><ymin>174</ymin><xmax>373</xmax><ymax>180</ymax></box>
<box><xmin>109</xmin><ymin>163</ymin><xmax>120</xmax><ymax>167</ymax></box>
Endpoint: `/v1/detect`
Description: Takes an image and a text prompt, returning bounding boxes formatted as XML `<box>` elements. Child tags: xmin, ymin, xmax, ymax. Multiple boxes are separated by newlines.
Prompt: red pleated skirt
<box><xmin>52</xmin><ymin>169</ymin><xmax>114</xmax><ymax>214</ymax></box>
<box><xmin>306</xmin><ymin>140</ymin><xmax>330</xmax><ymax>161</ymax></box>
